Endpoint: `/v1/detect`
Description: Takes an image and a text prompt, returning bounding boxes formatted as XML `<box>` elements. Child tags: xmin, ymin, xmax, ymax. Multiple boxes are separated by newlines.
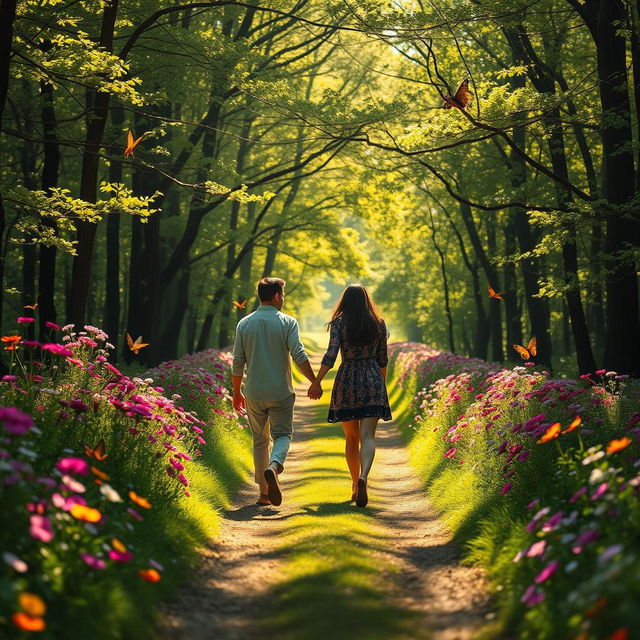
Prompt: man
<box><xmin>232</xmin><ymin>277</ymin><xmax>318</xmax><ymax>506</ymax></box>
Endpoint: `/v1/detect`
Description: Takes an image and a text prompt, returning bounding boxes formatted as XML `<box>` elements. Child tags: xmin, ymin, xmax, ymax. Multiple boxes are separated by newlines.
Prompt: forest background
<box><xmin>2</xmin><ymin>0</ymin><xmax>640</xmax><ymax>377</ymax></box>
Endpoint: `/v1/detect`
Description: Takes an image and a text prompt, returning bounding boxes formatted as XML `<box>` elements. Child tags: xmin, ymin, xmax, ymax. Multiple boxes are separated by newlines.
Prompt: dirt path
<box><xmin>158</xmin><ymin>355</ymin><xmax>492</xmax><ymax>640</ymax></box>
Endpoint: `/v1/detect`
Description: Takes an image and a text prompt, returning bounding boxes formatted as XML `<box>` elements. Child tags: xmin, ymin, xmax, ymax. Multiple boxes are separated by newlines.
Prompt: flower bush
<box><xmin>391</xmin><ymin>342</ymin><xmax>640</xmax><ymax>640</ymax></box>
<box><xmin>0</xmin><ymin>321</ymin><xmax>250</xmax><ymax>638</ymax></box>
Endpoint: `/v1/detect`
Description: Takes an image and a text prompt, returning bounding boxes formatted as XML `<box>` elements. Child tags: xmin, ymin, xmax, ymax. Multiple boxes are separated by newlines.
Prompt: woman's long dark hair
<box><xmin>327</xmin><ymin>284</ymin><xmax>383</xmax><ymax>346</ymax></box>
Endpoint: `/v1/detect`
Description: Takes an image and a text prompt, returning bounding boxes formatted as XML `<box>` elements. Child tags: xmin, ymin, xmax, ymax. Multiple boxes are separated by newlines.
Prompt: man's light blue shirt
<box><xmin>232</xmin><ymin>305</ymin><xmax>308</xmax><ymax>401</ymax></box>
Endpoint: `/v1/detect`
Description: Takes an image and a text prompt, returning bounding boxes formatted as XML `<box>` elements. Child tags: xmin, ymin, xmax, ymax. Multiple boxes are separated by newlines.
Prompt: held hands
<box><xmin>307</xmin><ymin>381</ymin><xmax>323</xmax><ymax>400</ymax></box>
<box><xmin>232</xmin><ymin>392</ymin><xmax>246</xmax><ymax>414</ymax></box>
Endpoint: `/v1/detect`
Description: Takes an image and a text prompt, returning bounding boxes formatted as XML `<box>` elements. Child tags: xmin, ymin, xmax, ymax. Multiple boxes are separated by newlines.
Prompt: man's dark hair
<box><xmin>257</xmin><ymin>277</ymin><xmax>286</xmax><ymax>302</ymax></box>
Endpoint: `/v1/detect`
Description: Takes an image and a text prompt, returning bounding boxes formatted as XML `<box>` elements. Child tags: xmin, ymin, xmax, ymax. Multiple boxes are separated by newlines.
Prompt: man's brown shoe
<box><xmin>264</xmin><ymin>467</ymin><xmax>282</xmax><ymax>506</ymax></box>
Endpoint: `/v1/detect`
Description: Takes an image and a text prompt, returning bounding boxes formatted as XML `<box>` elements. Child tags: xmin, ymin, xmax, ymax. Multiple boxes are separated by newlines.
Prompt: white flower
<box><xmin>100</xmin><ymin>483</ymin><xmax>122</xmax><ymax>502</ymax></box>
<box><xmin>589</xmin><ymin>468</ymin><xmax>606</xmax><ymax>484</ymax></box>
<box><xmin>2</xmin><ymin>552</ymin><xmax>28</xmax><ymax>573</ymax></box>
<box><xmin>583</xmin><ymin>451</ymin><xmax>605</xmax><ymax>465</ymax></box>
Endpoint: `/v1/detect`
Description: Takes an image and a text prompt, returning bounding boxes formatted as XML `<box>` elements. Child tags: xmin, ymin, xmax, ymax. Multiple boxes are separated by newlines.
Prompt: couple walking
<box><xmin>232</xmin><ymin>277</ymin><xmax>392</xmax><ymax>508</ymax></box>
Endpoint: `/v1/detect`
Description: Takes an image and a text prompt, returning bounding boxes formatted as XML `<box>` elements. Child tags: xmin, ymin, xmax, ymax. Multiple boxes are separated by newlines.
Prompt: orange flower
<box><xmin>139</xmin><ymin>568</ymin><xmax>161</xmax><ymax>582</ymax></box>
<box><xmin>606</xmin><ymin>437</ymin><xmax>631</xmax><ymax>454</ymax></box>
<box><xmin>585</xmin><ymin>596</ymin><xmax>608</xmax><ymax>618</ymax></box>
<box><xmin>12</xmin><ymin>612</ymin><xmax>45</xmax><ymax>631</ymax></box>
<box><xmin>70</xmin><ymin>504</ymin><xmax>102</xmax><ymax>523</ymax></box>
<box><xmin>4</xmin><ymin>345</ymin><xmax>17</xmax><ymax>351</ymax></box>
<box><xmin>111</xmin><ymin>538</ymin><xmax>127</xmax><ymax>553</ymax></box>
<box><xmin>90</xmin><ymin>466</ymin><xmax>110</xmax><ymax>481</ymax></box>
<box><xmin>606</xmin><ymin>628</ymin><xmax>629</xmax><ymax>640</ymax></box>
<box><xmin>2</xmin><ymin>335</ymin><xmax>21</xmax><ymax>343</ymax></box>
<box><xmin>19</xmin><ymin>593</ymin><xmax>46</xmax><ymax>616</ymax></box>
<box><xmin>129</xmin><ymin>490</ymin><xmax>152</xmax><ymax>509</ymax></box>
<box><xmin>562</xmin><ymin>415</ymin><xmax>582</xmax><ymax>434</ymax></box>
<box><xmin>536</xmin><ymin>422</ymin><xmax>561</xmax><ymax>444</ymax></box>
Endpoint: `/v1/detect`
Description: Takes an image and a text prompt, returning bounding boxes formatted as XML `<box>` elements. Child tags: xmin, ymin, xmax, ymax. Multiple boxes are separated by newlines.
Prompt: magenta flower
<box><xmin>108</xmin><ymin>550</ymin><xmax>134</xmax><ymax>563</ymax></box>
<box><xmin>80</xmin><ymin>553</ymin><xmax>106</xmax><ymax>570</ymax></box>
<box><xmin>534</xmin><ymin>560</ymin><xmax>558</xmax><ymax>584</ymax></box>
<box><xmin>500</xmin><ymin>482</ymin><xmax>513</xmax><ymax>494</ymax></box>
<box><xmin>42</xmin><ymin>343</ymin><xmax>73</xmax><ymax>357</ymax></box>
<box><xmin>0</xmin><ymin>406</ymin><xmax>34</xmax><ymax>435</ymax></box>
<box><xmin>29</xmin><ymin>514</ymin><xmax>53</xmax><ymax>542</ymax></box>
<box><xmin>45</xmin><ymin>321</ymin><xmax>61</xmax><ymax>330</ymax></box>
<box><xmin>177</xmin><ymin>473</ymin><xmax>189</xmax><ymax>487</ymax></box>
<box><xmin>17</xmin><ymin>316</ymin><xmax>35</xmax><ymax>324</ymax></box>
<box><xmin>569</xmin><ymin>486</ymin><xmax>587</xmax><ymax>503</ymax></box>
<box><xmin>444</xmin><ymin>447</ymin><xmax>457</xmax><ymax>459</ymax></box>
<box><xmin>22</xmin><ymin>340</ymin><xmax>40</xmax><ymax>348</ymax></box>
<box><xmin>1</xmin><ymin>375</ymin><xmax>17</xmax><ymax>382</ymax></box>
<box><xmin>56</xmin><ymin>457</ymin><xmax>90</xmax><ymax>476</ymax></box>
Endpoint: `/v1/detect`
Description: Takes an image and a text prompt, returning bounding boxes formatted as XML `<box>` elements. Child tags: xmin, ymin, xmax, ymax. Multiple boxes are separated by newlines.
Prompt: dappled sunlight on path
<box><xmin>158</xmin><ymin>353</ymin><xmax>492</xmax><ymax>640</ymax></box>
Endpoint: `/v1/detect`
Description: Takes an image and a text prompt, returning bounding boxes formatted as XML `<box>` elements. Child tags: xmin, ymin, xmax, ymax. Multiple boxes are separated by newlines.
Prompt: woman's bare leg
<box><xmin>359</xmin><ymin>417</ymin><xmax>379</xmax><ymax>481</ymax></box>
<box><xmin>341</xmin><ymin>420</ymin><xmax>360</xmax><ymax>494</ymax></box>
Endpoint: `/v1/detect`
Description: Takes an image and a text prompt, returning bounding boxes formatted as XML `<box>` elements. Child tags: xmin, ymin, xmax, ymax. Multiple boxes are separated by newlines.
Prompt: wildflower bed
<box><xmin>390</xmin><ymin>343</ymin><xmax>640</xmax><ymax>640</ymax></box>
<box><xmin>0</xmin><ymin>320</ymin><xmax>251</xmax><ymax>638</ymax></box>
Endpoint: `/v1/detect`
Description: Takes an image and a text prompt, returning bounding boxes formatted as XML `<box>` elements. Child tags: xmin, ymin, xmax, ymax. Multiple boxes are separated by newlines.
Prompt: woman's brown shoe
<box><xmin>355</xmin><ymin>478</ymin><xmax>368</xmax><ymax>508</ymax></box>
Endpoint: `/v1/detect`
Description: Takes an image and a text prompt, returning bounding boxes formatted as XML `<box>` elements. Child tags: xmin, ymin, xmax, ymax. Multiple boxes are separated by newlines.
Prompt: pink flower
<box><xmin>29</xmin><ymin>514</ymin><xmax>53</xmax><ymax>542</ymax></box>
<box><xmin>42</xmin><ymin>343</ymin><xmax>73</xmax><ymax>357</ymax></box>
<box><xmin>526</xmin><ymin>540</ymin><xmax>547</xmax><ymax>558</ymax></box>
<box><xmin>45</xmin><ymin>321</ymin><xmax>61</xmax><ymax>330</ymax></box>
<box><xmin>500</xmin><ymin>482</ymin><xmax>513</xmax><ymax>494</ymax></box>
<box><xmin>22</xmin><ymin>340</ymin><xmax>40</xmax><ymax>348</ymax></box>
<box><xmin>534</xmin><ymin>560</ymin><xmax>558</xmax><ymax>584</ymax></box>
<box><xmin>17</xmin><ymin>316</ymin><xmax>35</xmax><ymax>324</ymax></box>
<box><xmin>0</xmin><ymin>407</ymin><xmax>34</xmax><ymax>435</ymax></box>
<box><xmin>177</xmin><ymin>473</ymin><xmax>189</xmax><ymax>487</ymax></box>
<box><xmin>569</xmin><ymin>486</ymin><xmax>587</xmax><ymax>503</ymax></box>
<box><xmin>590</xmin><ymin>482</ymin><xmax>608</xmax><ymax>501</ymax></box>
<box><xmin>56</xmin><ymin>457</ymin><xmax>89</xmax><ymax>476</ymax></box>
<box><xmin>444</xmin><ymin>447</ymin><xmax>457</xmax><ymax>459</ymax></box>
<box><xmin>80</xmin><ymin>553</ymin><xmax>106</xmax><ymax>570</ymax></box>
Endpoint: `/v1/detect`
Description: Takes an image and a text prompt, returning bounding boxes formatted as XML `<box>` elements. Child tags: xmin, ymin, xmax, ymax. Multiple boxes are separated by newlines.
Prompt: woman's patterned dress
<box><xmin>321</xmin><ymin>316</ymin><xmax>392</xmax><ymax>423</ymax></box>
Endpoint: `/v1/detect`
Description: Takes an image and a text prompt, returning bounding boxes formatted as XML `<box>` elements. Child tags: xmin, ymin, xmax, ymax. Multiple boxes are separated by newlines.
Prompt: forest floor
<box><xmin>158</xmin><ymin>353</ymin><xmax>493</xmax><ymax>640</ymax></box>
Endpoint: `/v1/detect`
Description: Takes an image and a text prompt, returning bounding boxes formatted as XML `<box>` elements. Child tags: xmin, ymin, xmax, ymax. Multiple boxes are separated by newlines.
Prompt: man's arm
<box><xmin>286</xmin><ymin>319</ymin><xmax>315</xmax><ymax>383</ymax></box>
<box><xmin>231</xmin><ymin>324</ymin><xmax>246</xmax><ymax>412</ymax></box>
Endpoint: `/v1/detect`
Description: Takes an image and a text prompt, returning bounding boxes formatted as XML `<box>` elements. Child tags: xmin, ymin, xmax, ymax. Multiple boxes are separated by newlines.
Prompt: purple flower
<box><xmin>572</xmin><ymin>530</ymin><xmax>599</xmax><ymax>554</ymax></box>
<box><xmin>56</xmin><ymin>457</ymin><xmax>90</xmax><ymax>476</ymax></box>
<box><xmin>569</xmin><ymin>486</ymin><xmax>587</xmax><ymax>503</ymax></box>
<box><xmin>521</xmin><ymin>584</ymin><xmax>546</xmax><ymax>607</ymax></box>
<box><xmin>0</xmin><ymin>407</ymin><xmax>34</xmax><ymax>435</ymax></box>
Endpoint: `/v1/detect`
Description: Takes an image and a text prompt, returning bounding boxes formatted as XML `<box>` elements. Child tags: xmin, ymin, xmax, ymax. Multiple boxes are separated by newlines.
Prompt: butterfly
<box><xmin>23</xmin><ymin>303</ymin><xmax>38</xmax><ymax>310</ymax></box>
<box><xmin>488</xmin><ymin>286</ymin><xmax>502</xmax><ymax>300</ymax></box>
<box><xmin>232</xmin><ymin>299</ymin><xmax>248</xmax><ymax>309</ymax></box>
<box><xmin>442</xmin><ymin>79</ymin><xmax>473</xmax><ymax>110</ymax></box>
<box><xmin>512</xmin><ymin>336</ymin><xmax>537</xmax><ymax>360</ymax></box>
<box><xmin>83</xmin><ymin>439</ymin><xmax>107</xmax><ymax>461</ymax></box>
<box><xmin>123</xmin><ymin>130</ymin><xmax>145</xmax><ymax>157</ymax></box>
<box><xmin>126</xmin><ymin>332</ymin><xmax>149</xmax><ymax>354</ymax></box>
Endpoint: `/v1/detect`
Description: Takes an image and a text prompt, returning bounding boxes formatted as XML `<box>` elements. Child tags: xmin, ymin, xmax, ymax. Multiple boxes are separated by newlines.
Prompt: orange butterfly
<box><xmin>488</xmin><ymin>286</ymin><xmax>502</xmax><ymax>300</ymax></box>
<box><xmin>23</xmin><ymin>303</ymin><xmax>38</xmax><ymax>310</ymax></box>
<box><xmin>232</xmin><ymin>299</ymin><xmax>248</xmax><ymax>309</ymax></box>
<box><xmin>123</xmin><ymin>130</ymin><xmax>145</xmax><ymax>157</ymax></box>
<box><xmin>512</xmin><ymin>337</ymin><xmax>537</xmax><ymax>360</ymax></box>
<box><xmin>126</xmin><ymin>332</ymin><xmax>149</xmax><ymax>354</ymax></box>
<box><xmin>83</xmin><ymin>439</ymin><xmax>107</xmax><ymax>461</ymax></box>
<box><xmin>443</xmin><ymin>79</ymin><xmax>473</xmax><ymax>110</ymax></box>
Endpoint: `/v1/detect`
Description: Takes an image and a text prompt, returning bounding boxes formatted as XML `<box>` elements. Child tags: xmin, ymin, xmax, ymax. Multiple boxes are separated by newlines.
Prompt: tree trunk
<box><xmin>38</xmin><ymin>77</ymin><xmax>60</xmax><ymax>338</ymax></box>
<box><xmin>67</xmin><ymin>0</ymin><xmax>119</xmax><ymax>326</ymax></box>
<box><xmin>104</xmin><ymin>105</ymin><xmax>124</xmax><ymax>358</ymax></box>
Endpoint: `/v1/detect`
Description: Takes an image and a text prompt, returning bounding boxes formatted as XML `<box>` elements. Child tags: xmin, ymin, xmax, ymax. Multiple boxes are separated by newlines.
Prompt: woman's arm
<box><xmin>308</xmin><ymin>321</ymin><xmax>340</xmax><ymax>398</ymax></box>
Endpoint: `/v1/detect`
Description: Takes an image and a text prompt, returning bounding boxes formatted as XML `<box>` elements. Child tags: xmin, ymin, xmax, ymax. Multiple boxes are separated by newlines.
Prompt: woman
<box><xmin>308</xmin><ymin>284</ymin><xmax>391</xmax><ymax>507</ymax></box>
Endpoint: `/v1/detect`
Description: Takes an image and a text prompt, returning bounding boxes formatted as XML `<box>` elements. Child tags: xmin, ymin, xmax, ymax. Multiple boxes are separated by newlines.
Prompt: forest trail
<box><xmin>158</xmin><ymin>353</ymin><xmax>492</xmax><ymax>640</ymax></box>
